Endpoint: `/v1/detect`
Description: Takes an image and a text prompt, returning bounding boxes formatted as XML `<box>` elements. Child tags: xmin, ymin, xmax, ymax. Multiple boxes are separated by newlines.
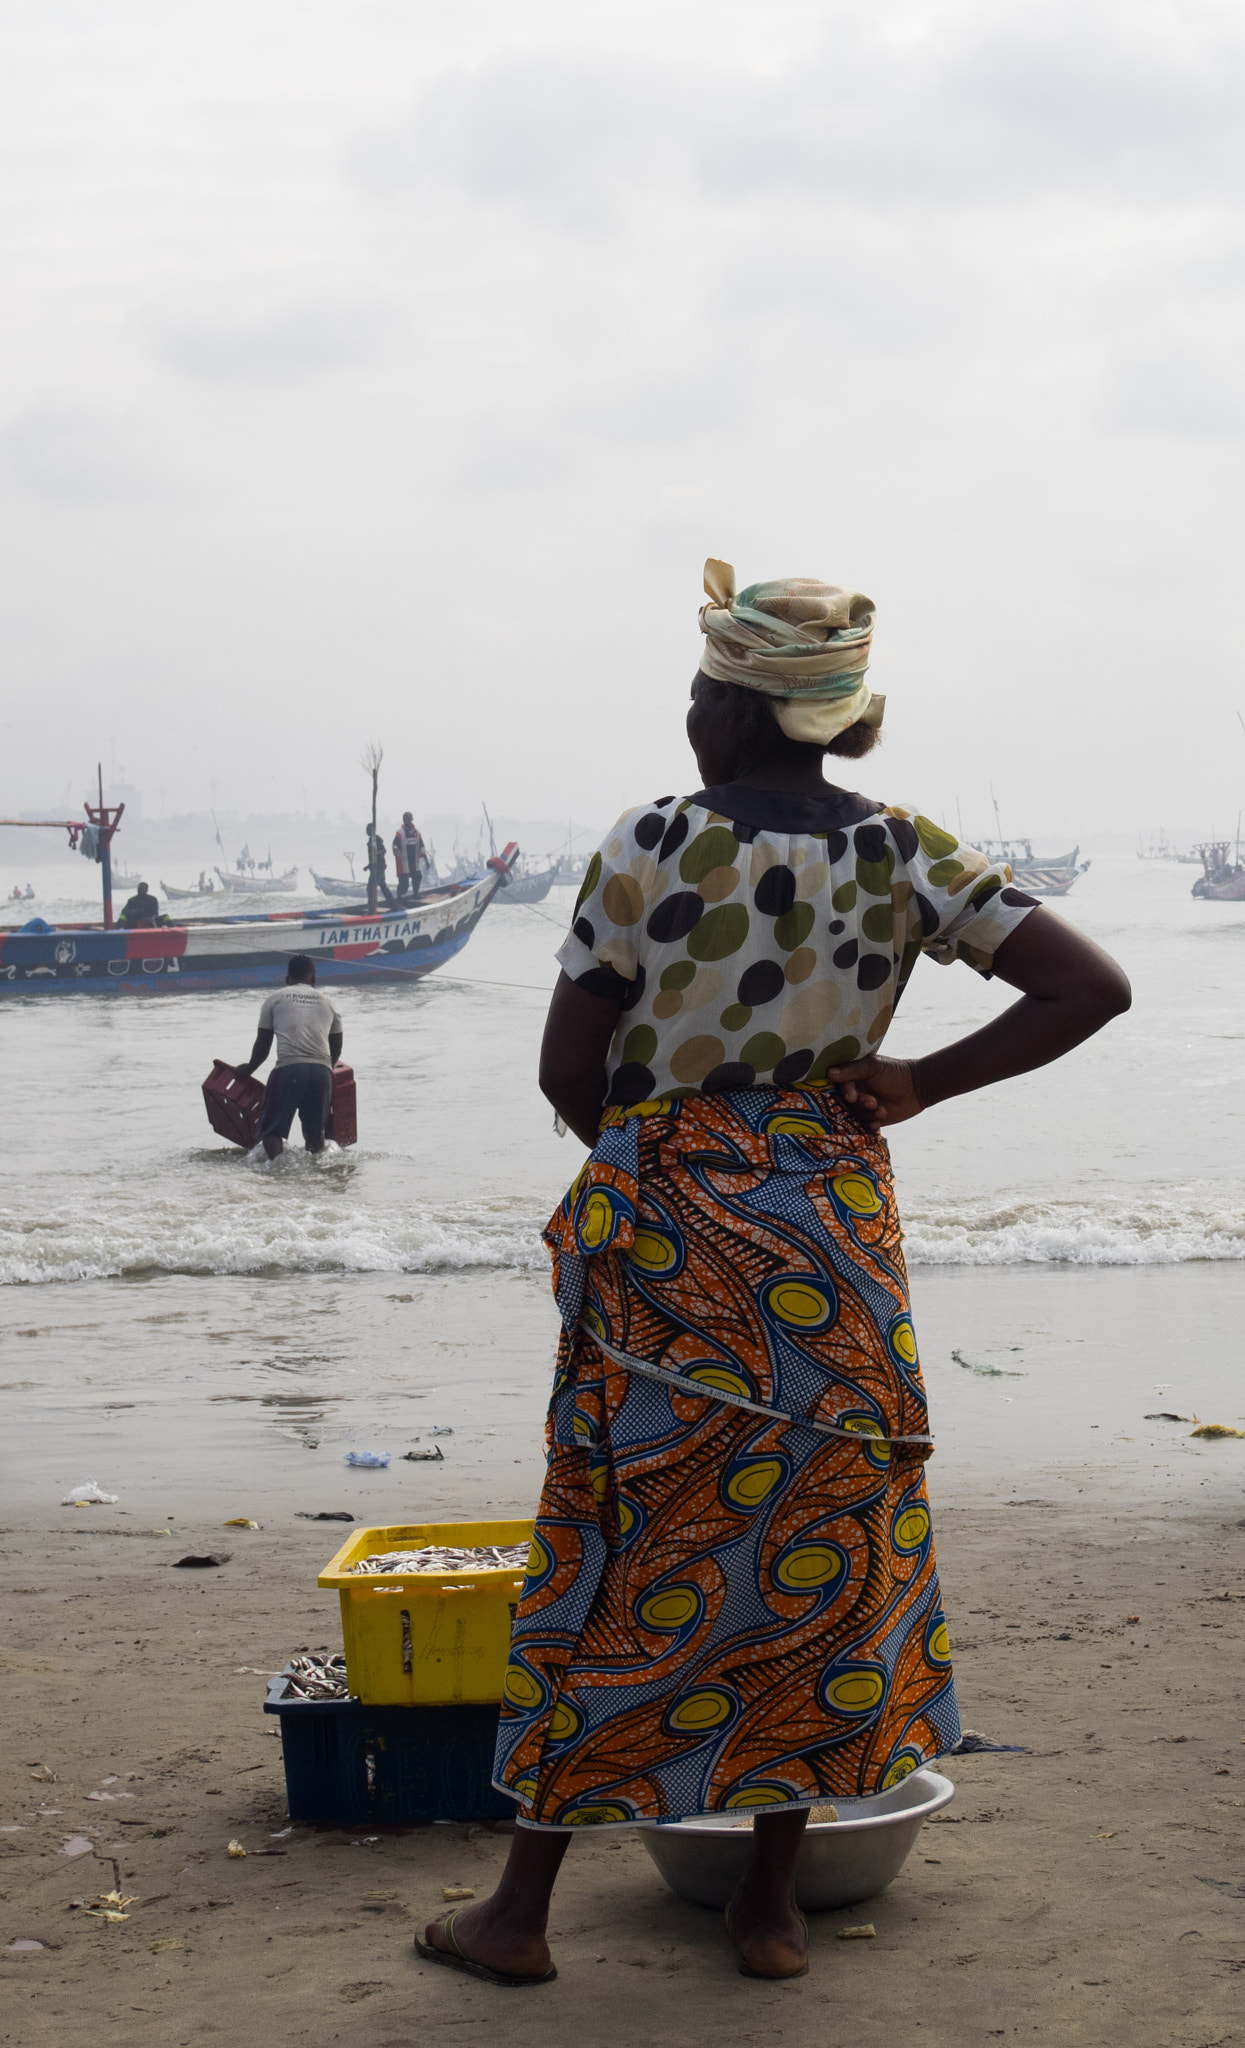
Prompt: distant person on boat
<box><xmin>23</xmin><ymin>883</ymin><xmax>34</xmax><ymax>899</ymax></box>
<box><xmin>393</xmin><ymin>812</ymin><xmax>430</xmax><ymax>902</ymax></box>
<box><xmin>118</xmin><ymin>881</ymin><xmax>161</xmax><ymax>928</ymax></box>
<box><xmin>365</xmin><ymin>826</ymin><xmax>398</xmax><ymax>911</ymax></box>
<box><xmin>235</xmin><ymin>955</ymin><xmax>343</xmax><ymax>1160</ymax></box>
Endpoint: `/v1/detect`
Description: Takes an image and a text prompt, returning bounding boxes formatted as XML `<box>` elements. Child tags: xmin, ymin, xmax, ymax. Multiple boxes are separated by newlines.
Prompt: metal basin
<box><xmin>638</xmin><ymin>1768</ymin><xmax>955</xmax><ymax>1912</ymax></box>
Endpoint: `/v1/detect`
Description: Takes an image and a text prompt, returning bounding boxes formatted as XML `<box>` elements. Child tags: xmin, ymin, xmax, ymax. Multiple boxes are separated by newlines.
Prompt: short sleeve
<box><xmin>556</xmin><ymin>802</ymin><xmax>674</xmax><ymax>1000</ymax></box>
<box><xmin>259</xmin><ymin>994</ymin><xmax>276</xmax><ymax>1028</ymax></box>
<box><xmin>891</xmin><ymin>811</ymin><xmax>1039</xmax><ymax>975</ymax></box>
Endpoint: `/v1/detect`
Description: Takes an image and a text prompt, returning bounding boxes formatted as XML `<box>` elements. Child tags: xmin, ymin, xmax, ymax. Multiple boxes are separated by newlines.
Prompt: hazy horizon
<box><xmin>2</xmin><ymin>0</ymin><xmax>1243</xmax><ymax>843</ymax></box>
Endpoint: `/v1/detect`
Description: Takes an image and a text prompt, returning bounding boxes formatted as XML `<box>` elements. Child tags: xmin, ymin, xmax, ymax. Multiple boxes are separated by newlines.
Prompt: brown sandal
<box><xmin>414</xmin><ymin>1908</ymin><xmax>558</xmax><ymax>1988</ymax></box>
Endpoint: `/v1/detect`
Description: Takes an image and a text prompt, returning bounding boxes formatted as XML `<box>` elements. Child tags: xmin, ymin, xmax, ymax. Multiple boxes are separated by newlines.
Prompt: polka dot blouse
<box><xmin>556</xmin><ymin>782</ymin><xmax>1039</xmax><ymax>1108</ymax></box>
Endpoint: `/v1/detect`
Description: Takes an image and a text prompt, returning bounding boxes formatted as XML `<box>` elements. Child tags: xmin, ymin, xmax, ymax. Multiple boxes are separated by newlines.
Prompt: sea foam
<box><xmin>4</xmin><ymin>1184</ymin><xmax>1245</xmax><ymax>1284</ymax></box>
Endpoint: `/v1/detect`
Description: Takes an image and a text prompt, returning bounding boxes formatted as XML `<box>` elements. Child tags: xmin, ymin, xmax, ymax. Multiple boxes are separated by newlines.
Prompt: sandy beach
<box><xmin>3</xmin><ymin>1492</ymin><xmax>1244</xmax><ymax>2045</ymax></box>
<box><xmin>4</xmin><ymin>1260</ymin><xmax>1245</xmax><ymax>2046</ymax></box>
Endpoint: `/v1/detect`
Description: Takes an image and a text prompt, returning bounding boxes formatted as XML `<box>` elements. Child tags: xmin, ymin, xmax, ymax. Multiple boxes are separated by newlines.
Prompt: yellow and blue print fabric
<box><xmin>493</xmin><ymin>1086</ymin><xmax>959</xmax><ymax>1827</ymax></box>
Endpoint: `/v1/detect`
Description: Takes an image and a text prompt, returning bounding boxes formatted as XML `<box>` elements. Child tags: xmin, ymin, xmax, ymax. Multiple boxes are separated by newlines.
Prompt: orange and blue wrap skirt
<box><xmin>493</xmin><ymin>1084</ymin><xmax>959</xmax><ymax>1827</ymax></box>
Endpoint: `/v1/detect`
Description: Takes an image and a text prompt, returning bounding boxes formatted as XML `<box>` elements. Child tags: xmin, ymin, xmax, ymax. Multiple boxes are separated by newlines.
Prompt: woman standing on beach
<box><xmin>418</xmin><ymin>560</ymin><xmax>1131</xmax><ymax>1986</ymax></box>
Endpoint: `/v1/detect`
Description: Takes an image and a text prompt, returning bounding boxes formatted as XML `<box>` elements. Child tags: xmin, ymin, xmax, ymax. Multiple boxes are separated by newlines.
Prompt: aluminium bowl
<box><xmin>638</xmin><ymin>1767</ymin><xmax>955</xmax><ymax>1912</ymax></box>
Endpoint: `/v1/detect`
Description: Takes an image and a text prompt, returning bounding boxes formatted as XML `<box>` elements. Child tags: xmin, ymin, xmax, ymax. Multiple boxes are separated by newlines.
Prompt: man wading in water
<box><xmin>236</xmin><ymin>955</ymin><xmax>343</xmax><ymax>1159</ymax></box>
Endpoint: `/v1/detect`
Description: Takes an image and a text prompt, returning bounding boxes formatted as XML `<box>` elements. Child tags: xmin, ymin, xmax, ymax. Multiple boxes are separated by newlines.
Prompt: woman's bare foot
<box><xmin>724</xmin><ymin>1888</ymin><xmax>809</xmax><ymax>1978</ymax></box>
<box><xmin>421</xmin><ymin>1898</ymin><xmax>553</xmax><ymax>1981</ymax></box>
<box><xmin>724</xmin><ymin>1807</ymin><xmax>811</xmax><ymax>1977</ymax></box>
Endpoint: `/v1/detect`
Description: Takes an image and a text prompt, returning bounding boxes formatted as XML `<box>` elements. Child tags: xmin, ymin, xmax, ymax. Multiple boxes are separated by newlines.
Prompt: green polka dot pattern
<box><xmin>558</xmin><ymin>798</ymin><xmax>1037</xmax><ymax>1105</ymax></box>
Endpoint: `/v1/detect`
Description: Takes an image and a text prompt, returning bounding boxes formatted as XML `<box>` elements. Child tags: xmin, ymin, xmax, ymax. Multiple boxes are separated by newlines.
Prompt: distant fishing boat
<box><xmin>1</xmin><ymin>850</ymin><xmax>519</xmax><ymax>993</ymax></box>
<box><xmin>975</xmin><ymin>836</ymin><xmax>1089</xmax><ymax>897</ymax></box>
<box><xmin>1011</xmin><ymin>866</ymin><xmax>1082</xmax><ymax>898</ymax></box>
<box><xmin>214</xmin><ymin>865</ymin><xmax>300</xmax><ymax>894</ymax></box>
<box><xmin>1191</xmin><ymin>842</ymin><xmax>1245</xmax><ymax>901</ymax></box>
<box><xmin>310</xmin><ymin>869</ymin><xmax>363</xmax><ymax>898</ymax></box>
<box><xmin>498</xmin><ymin>860</ymin><xmax>560</xmax><ymax>905</ymax></box>
<box><xmin>977</xmin><ymin>837</ymin><xmax>1082</xmax><ymax>873</ymax></box>
<box><xmin>161</xmin><ymin>872</ymin><xmax>217</xmax><ymax>900</ymax></box>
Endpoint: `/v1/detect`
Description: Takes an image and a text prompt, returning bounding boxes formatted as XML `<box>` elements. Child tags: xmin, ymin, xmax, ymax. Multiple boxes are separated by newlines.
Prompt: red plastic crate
<box><xmin>202</xmin><ymin>1060</ymin><xmax>357</xmax><ymax>1148</ymax></box>
<box><xmin>327</xmin><ymin>1064</ymin><xmax>356</xmax><ymax>1146</ymax></box>
<box><xmin>202</xmin><ymin>1060</ymin><xmax>265</xmax><ymax>1146</ymax></box>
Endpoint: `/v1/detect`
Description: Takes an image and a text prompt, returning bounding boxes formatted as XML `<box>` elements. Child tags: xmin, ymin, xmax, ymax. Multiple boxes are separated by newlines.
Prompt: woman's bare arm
<box><xmin>827</xmin><ymin>906</ymin><xmax>1132</xmax><ymax>1134</ymax></box>
<box><xmin>539</xmin><ymin>972</ymin><xmax>625</xmax><ymax>1146</ymax></box>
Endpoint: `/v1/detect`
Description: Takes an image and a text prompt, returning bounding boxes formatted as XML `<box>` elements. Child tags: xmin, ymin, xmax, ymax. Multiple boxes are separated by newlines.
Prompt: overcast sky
<box><xmin>1</xmin><ymin>0</ymin><xmax>1243</xmax><ymax>842</ymax></box>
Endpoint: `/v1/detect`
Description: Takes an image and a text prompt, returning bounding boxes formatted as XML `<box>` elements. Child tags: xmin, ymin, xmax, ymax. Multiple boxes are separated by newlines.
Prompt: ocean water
<box><xmin>1</xmin><ymin>855</ymin><xmax>1242</xmax><ymax>1285</ymax></box>
<box><xmin>3</xmin><ymin>854</ymin><xmax>1244</xmax><ymax>1519</ymax></box>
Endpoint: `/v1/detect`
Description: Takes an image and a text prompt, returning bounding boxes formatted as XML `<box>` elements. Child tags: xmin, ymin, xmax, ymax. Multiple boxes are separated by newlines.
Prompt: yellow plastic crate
<box><xmin>318</xmin><ymin>1520</ymin><xmax>534</xmax><ymax>1706</ymax></box>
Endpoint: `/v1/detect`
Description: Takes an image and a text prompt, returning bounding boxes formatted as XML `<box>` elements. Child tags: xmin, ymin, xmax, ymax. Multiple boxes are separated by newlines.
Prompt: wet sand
<box><xmin>4</xmin><ymin>1261</ymin><xmax>1245</xmax><ymax>1522</ymax></box>
<box><xmin>3</xmin><ymin>1265</ymin><xmax>1245</xmax><ymax>2042</ymax></box>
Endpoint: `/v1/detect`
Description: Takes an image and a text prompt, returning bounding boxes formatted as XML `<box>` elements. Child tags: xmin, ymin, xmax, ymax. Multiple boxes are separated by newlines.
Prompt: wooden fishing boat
<box><xmin>1013</xmin><ymin>866</ymin><xmax>1081</xmax><ymax>898</ymax></box>
<box><xmin>0</xmin><ymin>848</ymin><xmax>520</xmax><ymax>993</ymax></box>
<box><xmin>214</xmin><ymin>864</ymin><xmax>300</xmax><ymax>893</ymax></box>
<box><xmin>1191</xmin><ymin>843</ymin><xmax>1245</xmax><ymax>901</ymax></box>
<box><xmin>161</xmin><ymin>875</ymin><xmax>217</xmax><ymax>900</ymax></box>
<box><xmin>310</xmin><ymin>868</ymin><xmax>363</xmax><ymax>897</ymax></box>
<box><xmin>976</xmin><ymin>837</ymin><xmax>1089</xmax><ymax>896</ymax></box>
<box><xmin>498</xmin><ymin>862</ymin><xmax>560</xmax><ymax>905</ymax></box>
<box><xmin>977</xmin><ymin>837</ymin><xmax>1081</xmax><ymax>873</ymax></box>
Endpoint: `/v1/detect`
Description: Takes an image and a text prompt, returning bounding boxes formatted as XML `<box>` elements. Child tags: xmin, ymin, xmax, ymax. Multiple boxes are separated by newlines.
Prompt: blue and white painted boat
<box><xmin>0</xmin><ymin>847</ymin><xmax>518</xmax><ymax>995</ymax></box>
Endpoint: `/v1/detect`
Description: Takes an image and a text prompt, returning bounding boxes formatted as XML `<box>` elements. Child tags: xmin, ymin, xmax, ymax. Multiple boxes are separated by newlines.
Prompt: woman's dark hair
<box><xmin>690</xmin><ymin>672</ymin><xmax>880</xmax><ymax>763</ymax></box>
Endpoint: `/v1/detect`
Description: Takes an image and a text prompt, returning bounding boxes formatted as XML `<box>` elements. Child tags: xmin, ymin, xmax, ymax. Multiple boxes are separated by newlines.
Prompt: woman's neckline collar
<box><xmin>685</xmin><ymin>783</ymin><xmax>881</xmax><ymax>832</ymax></box>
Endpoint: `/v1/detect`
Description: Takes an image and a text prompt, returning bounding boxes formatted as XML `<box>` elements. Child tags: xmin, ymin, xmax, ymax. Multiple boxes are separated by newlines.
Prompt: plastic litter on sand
<box><xmin>227</xmin><ymin>1840</ymin><xmax>246</xmax><ymax>1859</ymax></box>
<box><xmin>838</xmin><ymin>1924</ymin><xmax>876</xmax><ymax>1940</ymax></box>
<box><xmin>72</xmin><ymin>1890</ymin><xmax>136</xmax><ymax>1923</ymax></box>
<box><xmin>1190</xmin><ymin>1422</ymin><xmax>1245</xmax><ymax>1439</ymax></box>
<box><xmin>951</xmin><ymin>1349</ymin><xmax>1024</xmax><ymax>1379</ymax></box>
<box><xmin>172</xmin><ymin>1552</ymin><xmax>231</xmax><ymax>1568</ymax></box>
<box><xmin>61</xmin><ymin>1480</ymin><xmax>118</xmax><ymax>1505</ymax></box>
<box><xmin>344</xmin><ymin>1450</ymin><xmax>391</xmax><ymax>1468</ymax></box>
<box><xmin>348</xmin><ymin>1543</ymin><xmax>529</xmax><ymax>1575</ymax></box>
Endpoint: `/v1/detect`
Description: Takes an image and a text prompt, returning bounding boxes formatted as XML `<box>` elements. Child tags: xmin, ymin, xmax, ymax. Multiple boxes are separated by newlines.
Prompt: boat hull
<box><xmin>0</xmin><ymin>868</ymin><xmax>510</xmax><ymax>994</ymax></box>
<box><xmin>499</xmin><ymin>866</ymin><xmax>558</xmax><ymax>904</ymax></box>
<box><xmin>215</xmin><ymin>866</ymin><xmax>300</xmax><ymax>893</ymax></box>
<box><xmin>1014</xmin><ymin>868</ymin><xmax>1079</xmax><ymax>896</ymax></box>
<box><xmin>1193</xmin><ymin>875</ymin><xmax>1245</xmax><ymax>901</ymax></box>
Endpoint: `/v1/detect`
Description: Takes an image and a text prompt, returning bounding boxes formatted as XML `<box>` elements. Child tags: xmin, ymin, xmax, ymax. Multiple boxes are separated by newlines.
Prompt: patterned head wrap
<box><xmin>698</xmin><ymin>558</ymin><xmax>884</xmax><ymax>744</ymax></box>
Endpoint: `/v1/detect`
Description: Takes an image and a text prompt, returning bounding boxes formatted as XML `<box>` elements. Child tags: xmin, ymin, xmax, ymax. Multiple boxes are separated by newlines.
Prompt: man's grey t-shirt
<box><xmin>258</xmin><ymin>987</ymin><xmax>343</xmax><ymax>1070</ymax></box>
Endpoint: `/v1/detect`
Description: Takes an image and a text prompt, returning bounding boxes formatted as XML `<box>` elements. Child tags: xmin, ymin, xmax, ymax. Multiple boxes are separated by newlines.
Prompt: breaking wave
<box><xmin>903</xmin><ymin>1191</ymin><xmax>1245</xmax><ymax>1266</ymax></box>
<box><xmin>5</xmin><ymin>1171</ymin><xmax>1245</xmax><ymax>1285</ymax></box>
<box><xmin>0</xmin><ymin>1181</ymin><xmax>552</xmax><ymax>1285</ymax></box>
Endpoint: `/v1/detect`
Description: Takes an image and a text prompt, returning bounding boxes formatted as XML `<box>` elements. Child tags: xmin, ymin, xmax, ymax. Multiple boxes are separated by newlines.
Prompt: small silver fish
<box><xmin>348</xmin><ymin>1544</ymin><xmax>528</xmax><ymax>1576</ymax></box>
<box><xmin>283</xmin><ymin>1652</ymin><xmax>351</xmax><ymax>1701</ymax></box>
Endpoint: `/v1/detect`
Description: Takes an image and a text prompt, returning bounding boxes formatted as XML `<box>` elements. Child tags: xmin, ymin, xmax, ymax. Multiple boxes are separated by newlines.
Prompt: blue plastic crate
<box><xmin>264</xmin><ymin>1665</ymin><xmax>515</xmax><ymax>1826</ymax></box>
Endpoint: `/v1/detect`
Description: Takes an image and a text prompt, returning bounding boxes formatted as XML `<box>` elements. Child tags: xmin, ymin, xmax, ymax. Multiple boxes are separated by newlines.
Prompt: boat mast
<box><xmin>87</xmin><ymin>763</ymin><xmax>124</xmax><ymax>928</ymax></box>
<box><xmin>362</xmin><ymin>741</ymin><xmax>383</xmax><ymax>915</ymax></box>
<box><xmin>1</xmin><ymin>761</ymin><xmax>123</xmax><ymax>925</ymax></box>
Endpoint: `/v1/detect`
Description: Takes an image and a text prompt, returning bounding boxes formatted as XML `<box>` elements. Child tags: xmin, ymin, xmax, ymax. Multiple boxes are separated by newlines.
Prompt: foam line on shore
<box><xmin>4</xmin><ymin>1185</ymin><xmax>1245</xmax><ymax>1284</ymax></box>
